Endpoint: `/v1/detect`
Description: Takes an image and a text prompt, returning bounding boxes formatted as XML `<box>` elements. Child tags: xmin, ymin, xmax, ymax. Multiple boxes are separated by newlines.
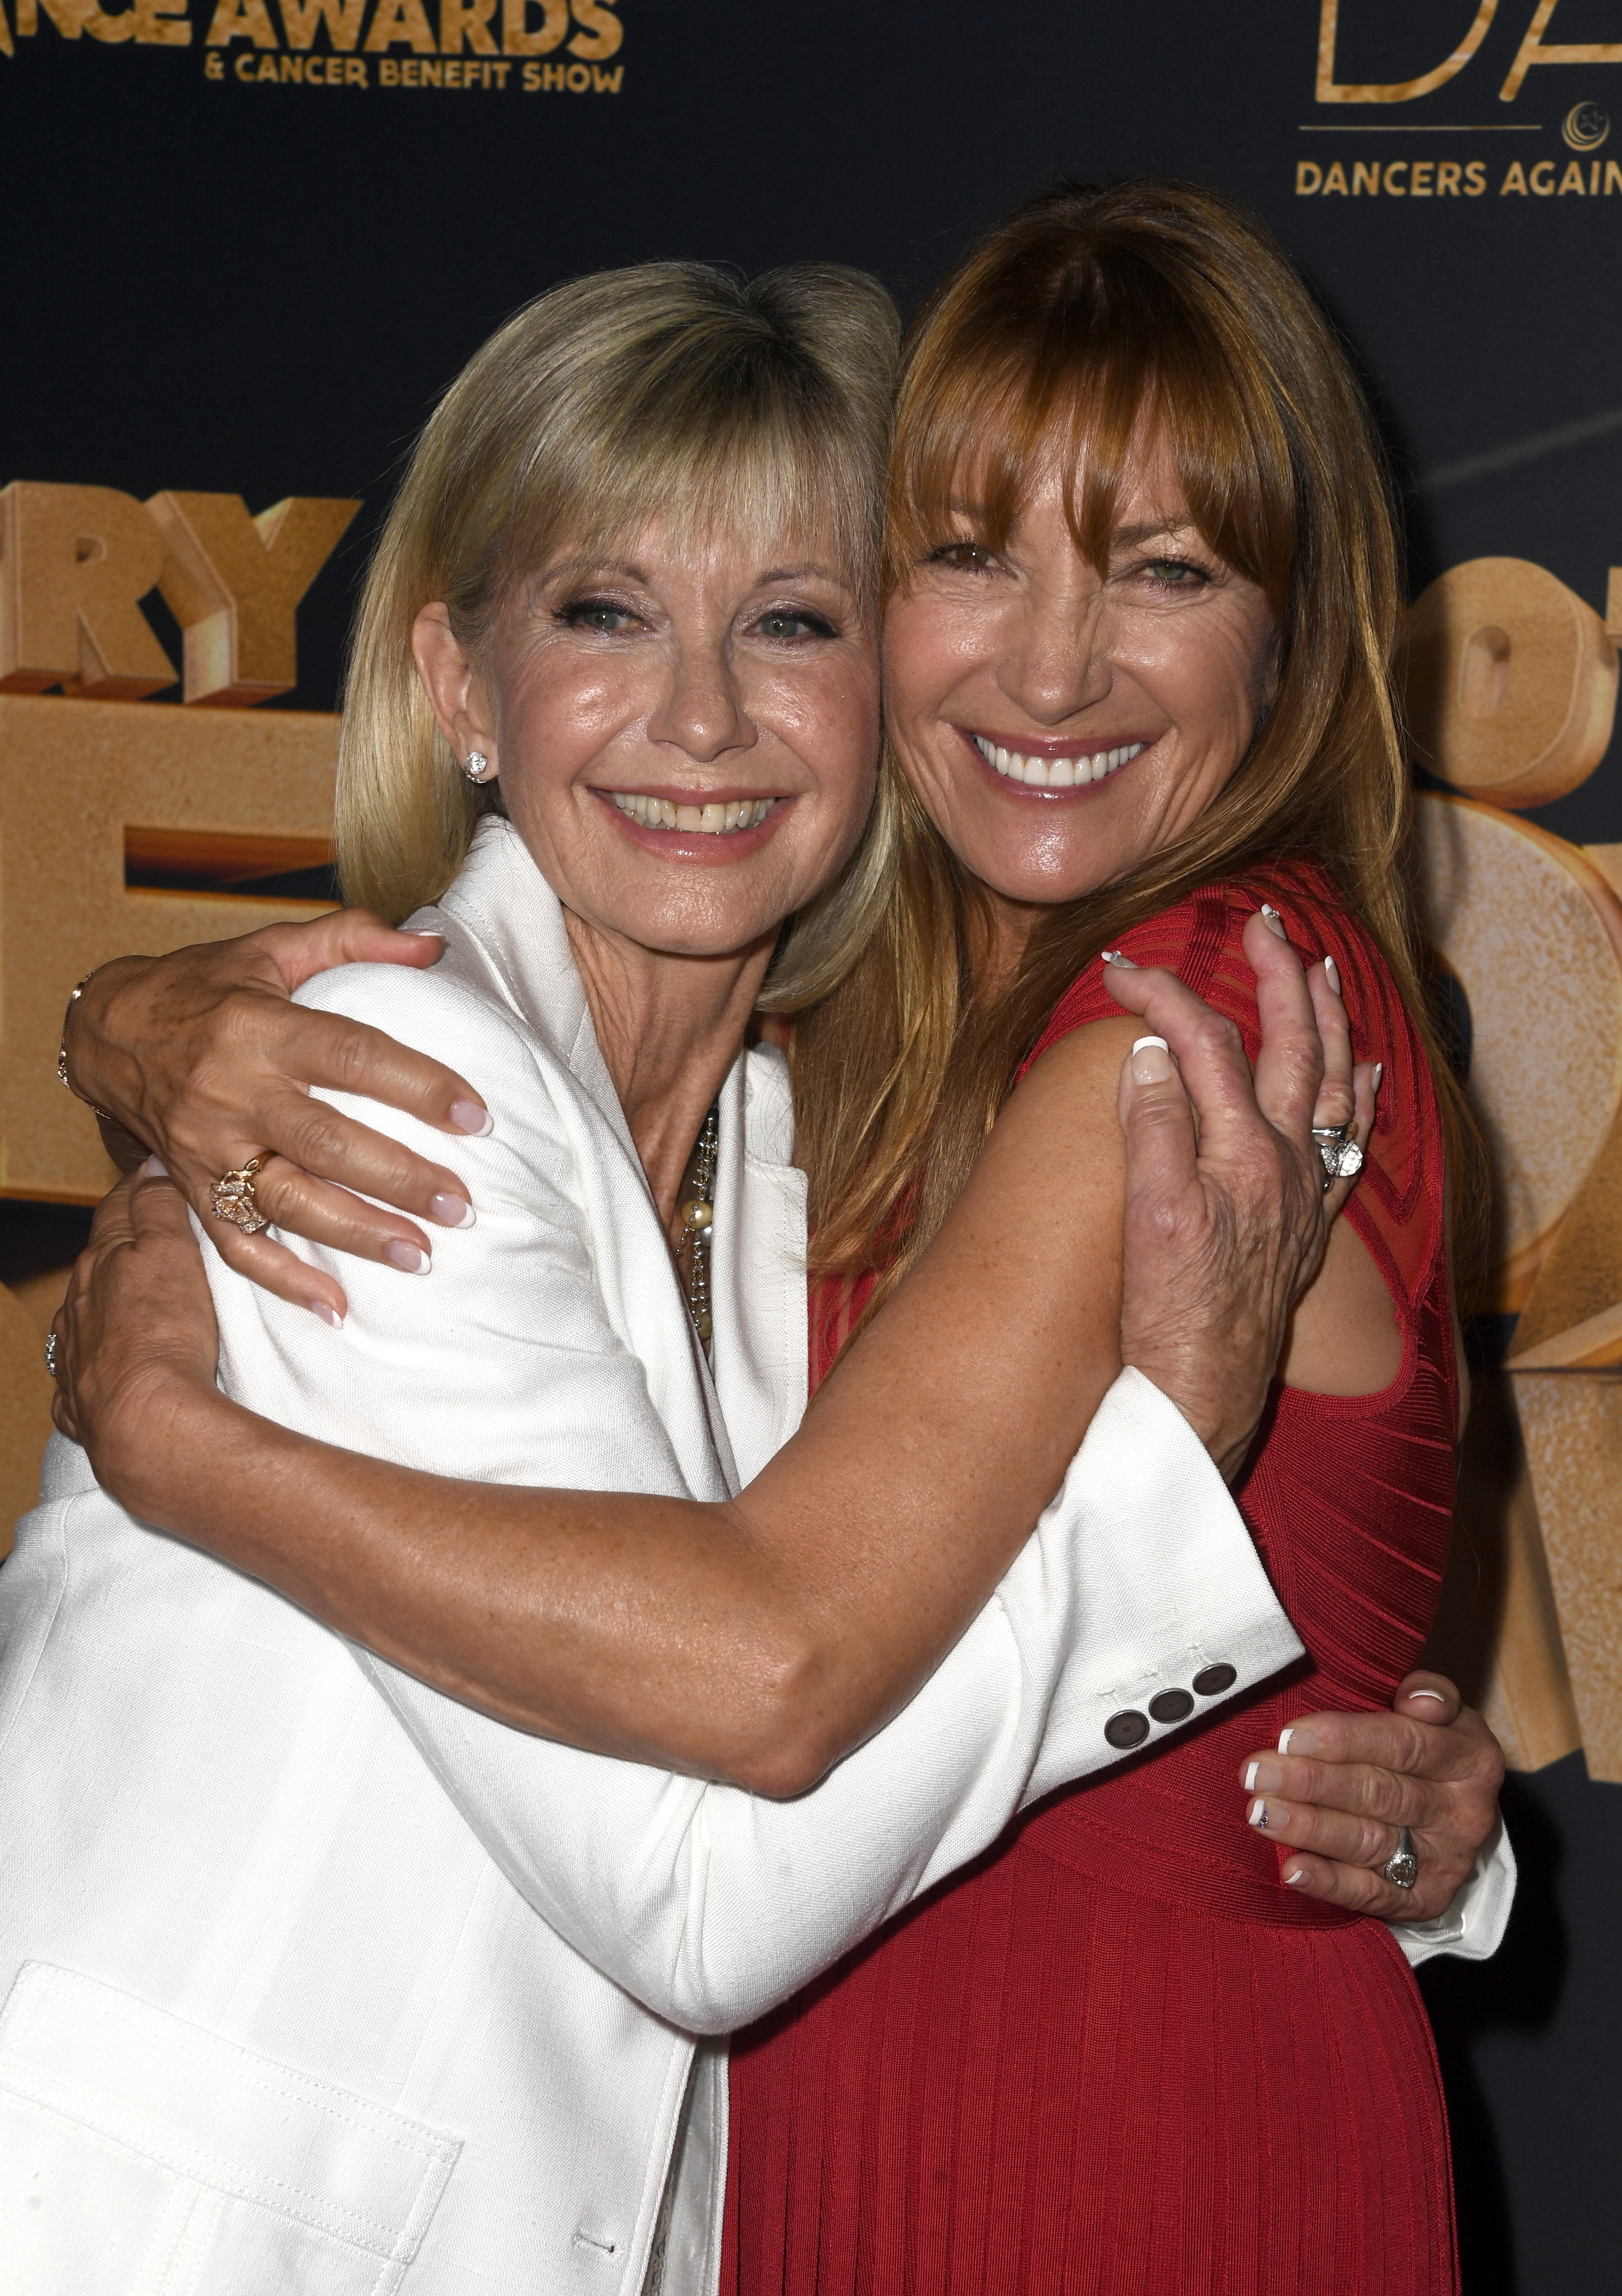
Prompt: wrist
<box><xmin>91</xmin><ymin>1359</ymin><xmax>220</xmax><ymax>1521</ymax></box>
<box><xmin>62</xmin><ymin>955</ymin><xmax>153</xmax><ymax>1139</ymax></box>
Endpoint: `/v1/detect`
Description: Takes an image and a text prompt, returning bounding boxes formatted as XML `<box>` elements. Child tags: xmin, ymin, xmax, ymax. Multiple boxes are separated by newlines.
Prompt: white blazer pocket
<box><xmin>0</xmin><ymin>1964</ymin><xmax>460</xmax><ymax>2296</ymax></box>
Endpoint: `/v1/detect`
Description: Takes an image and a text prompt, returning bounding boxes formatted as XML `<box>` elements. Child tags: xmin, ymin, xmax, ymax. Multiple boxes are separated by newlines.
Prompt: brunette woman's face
<box><xmin>882</xmin><ymin>435</ymin><xmax>1278</xmax><ymax>909</ymax></box>
<box><xmin>414</xmin><ymin>513</ymin><xmax>880</xmax><ymax>963</ymax></box>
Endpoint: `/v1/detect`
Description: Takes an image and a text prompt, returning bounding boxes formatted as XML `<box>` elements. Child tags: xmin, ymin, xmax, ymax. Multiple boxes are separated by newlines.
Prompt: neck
<box><xmin>563</xmin><ymin>912</ymin><xmax>775</xmax><ymax>1224</ymax></box>
<box><xmin>969</xmin><ymin>889</ymin><xmax>1046</xmax><ymax>1001</ymax></box>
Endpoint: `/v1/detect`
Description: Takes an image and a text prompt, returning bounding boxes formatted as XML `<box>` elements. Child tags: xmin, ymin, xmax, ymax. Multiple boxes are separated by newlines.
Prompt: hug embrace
<box><xmin>8</xmin><ymin>180</ymin><xmax>1510</xmax><ymax>2295</ymax></box>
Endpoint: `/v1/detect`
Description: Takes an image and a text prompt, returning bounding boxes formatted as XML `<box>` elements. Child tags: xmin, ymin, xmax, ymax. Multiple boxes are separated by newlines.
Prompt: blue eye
<box><xmin>756</xmin><ymin>609</ymin><xmax>836</xmax><ymax>641</ymax></box>
<box><xmin>560</xmin><ymin>598</ymin><xmax>635</xmax><ymax>633</ymax></box>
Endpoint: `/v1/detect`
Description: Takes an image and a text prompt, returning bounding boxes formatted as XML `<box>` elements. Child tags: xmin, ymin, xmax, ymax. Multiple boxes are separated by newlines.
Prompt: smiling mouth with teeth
<box><xmin>607</xmin><ymin>793</ymin><xmax>777</xmax><ymax>834</ymax></box>
<box><xmin>971</xmin><ymin>735</ymin><xmax>1147</xmax><ymax>789</ymax></box>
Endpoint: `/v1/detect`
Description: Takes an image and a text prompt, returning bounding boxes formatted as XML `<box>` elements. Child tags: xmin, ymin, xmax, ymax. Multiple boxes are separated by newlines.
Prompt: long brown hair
<box><xmin>789</xmin><ymin>178</ymin><xmax>1483</xmax><ymax>1313</ymax></box>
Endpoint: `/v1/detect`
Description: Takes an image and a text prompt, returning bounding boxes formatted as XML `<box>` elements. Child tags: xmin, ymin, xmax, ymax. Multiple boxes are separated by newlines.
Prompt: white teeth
<box><xmin>608</xmin><ymin>792</ymin><xmax>774</xmax><ymax>834</ymax></box>
<box><xmin>973</xmin><ymin>735</ymin><xmax>1146</xmax><ymax>788</ymax></box>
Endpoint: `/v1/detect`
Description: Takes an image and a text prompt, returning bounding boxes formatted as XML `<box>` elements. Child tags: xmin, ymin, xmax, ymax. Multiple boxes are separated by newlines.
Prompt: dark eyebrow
<box><xmin>1112</xmin><ymin>519</ymin><xmax>1196</xmax><ymax>548</ymax></box>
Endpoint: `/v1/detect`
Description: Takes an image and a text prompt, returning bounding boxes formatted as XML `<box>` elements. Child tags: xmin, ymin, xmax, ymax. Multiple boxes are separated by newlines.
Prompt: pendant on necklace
<box><xmin>680</xmin><ymin>1102</ymin><xmax>719</xmax><ymax>1349</ymax></box>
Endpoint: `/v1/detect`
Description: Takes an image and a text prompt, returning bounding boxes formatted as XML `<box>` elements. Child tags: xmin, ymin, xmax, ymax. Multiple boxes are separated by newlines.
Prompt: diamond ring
<box><xmin>210</xmin><ymin>1152</ymin><xmax>274</xmax><ymax>1234</ymax></box>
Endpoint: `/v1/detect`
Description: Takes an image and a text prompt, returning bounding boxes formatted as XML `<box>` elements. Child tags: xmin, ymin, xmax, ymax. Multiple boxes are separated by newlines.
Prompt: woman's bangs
<box><xmin>894</xmin><ymin>293</ymin><xmax>1296</xmax><ymax>614</ymax></box>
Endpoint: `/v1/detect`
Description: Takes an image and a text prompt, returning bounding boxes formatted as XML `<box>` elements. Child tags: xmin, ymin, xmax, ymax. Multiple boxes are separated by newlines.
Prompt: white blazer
<box><xmin>0</xmin><ymin>820</ymin><xmax>1511</xmax><ymax>2296</ymax></box>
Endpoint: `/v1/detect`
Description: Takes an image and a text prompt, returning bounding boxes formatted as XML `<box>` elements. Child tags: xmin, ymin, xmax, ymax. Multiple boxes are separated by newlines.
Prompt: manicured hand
<box><xmin>1236</xmin><ymin>1672</ymin><xmax>1507</xmax><ymax>1923</ymax></box>
<box><xmin>1105</xmin><ymin>909</ymin><xmax>1375</xmax><ymax>1477</ymax></box>
<box><xmin>62</xmin><ymin>910</ymin><xmax>492</xmax><ymax>1322</ymax></box>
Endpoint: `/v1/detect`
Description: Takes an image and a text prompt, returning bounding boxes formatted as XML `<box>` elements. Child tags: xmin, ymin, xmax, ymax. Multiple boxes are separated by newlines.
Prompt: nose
<box><xmin>646</xmin><ymin>633</ymin><xmax>756</xmax><ymax>764</ymax></box>
<box><xmin>997</xmin><ymin>579</ymin><xmax>1114</xmax><ymax>726</ymax></box>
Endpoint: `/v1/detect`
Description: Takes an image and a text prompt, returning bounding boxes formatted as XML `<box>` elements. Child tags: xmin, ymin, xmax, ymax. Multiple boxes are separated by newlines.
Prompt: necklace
<box><xmin>679</xmin><ymin>1101</ymin><xmax>719</xmax><ymax>1350</ymax></box>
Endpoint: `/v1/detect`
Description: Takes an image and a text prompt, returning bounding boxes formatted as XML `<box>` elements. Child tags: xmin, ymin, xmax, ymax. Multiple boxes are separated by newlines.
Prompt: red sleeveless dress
<box><xmin>722</xmin><ymin>864</ymin><xmax>1460</xmax><ymax>2296</ymax></box>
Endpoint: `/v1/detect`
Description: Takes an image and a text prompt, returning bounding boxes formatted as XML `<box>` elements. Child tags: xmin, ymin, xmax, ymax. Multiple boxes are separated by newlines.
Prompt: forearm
<box><xmin>110</xmin><ymin>1372</ymin><xmax>843</xmax><ymax>1792</ymax></box>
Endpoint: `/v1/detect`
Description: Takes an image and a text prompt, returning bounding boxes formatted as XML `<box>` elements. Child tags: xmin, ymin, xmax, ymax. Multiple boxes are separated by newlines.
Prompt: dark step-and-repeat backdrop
<box><xmin>2</xmin><ymin>5</ymin><xmax>1619</xmax><ymax>2284</ymax></box>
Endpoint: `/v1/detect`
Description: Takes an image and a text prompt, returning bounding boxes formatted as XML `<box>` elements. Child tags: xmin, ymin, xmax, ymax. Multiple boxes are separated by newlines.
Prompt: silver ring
<box><xmin>1381</xmin><ymin>1826</ymin><xmax>1418</xmax><ymax>1891</ymax></box>
<box><xmin>43</xmin><ymin>1332</ymin><xmax>59</xmax><ymax>1381</ymax></box>
<box><xmin>1317</xmin><ymin>1134</ymin><xmax>1365</xmax><ymax>1189</ymax></box>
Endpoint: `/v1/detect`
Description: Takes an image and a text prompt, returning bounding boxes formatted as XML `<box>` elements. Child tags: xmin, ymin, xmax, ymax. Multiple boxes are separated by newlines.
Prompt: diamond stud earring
<box><xmin>462</xmin><ymin>750</ymin><xmax>492</xmax><ymax>782</ymax></box>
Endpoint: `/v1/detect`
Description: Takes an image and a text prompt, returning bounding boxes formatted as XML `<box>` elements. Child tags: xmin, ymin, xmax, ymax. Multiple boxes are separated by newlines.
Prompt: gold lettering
<box><xmin>564</xmin><ymin>55</ymin><xmax>585</xmax><ymax>87</ymax></box>
<box><xmin>440</xmin><ymin>0</ymin><xmax>495</xmax><ymax>49</ymax></box>
<box><xmin>1500</xmin><ymin>0</ymin><xmax>1622</xmax><ymax>104</ymax></box>
<box><xmin>565</xmin><ymin>0</ymin><xmax>616</xmax><ymax>58</ymax></box>
<box><xmin>0</xmin><ymin>485</ymin><xmax>175</xmax><ymax>701</ymax></box>
<box><xmin>85</xmin><ymin>0</ymin><xmax>138</xmax><ymax>41</ymax></box>
<box><xmin>1607</xmin><ymin>159</ymin><xmax>1622</xmax><ymax>193</ymax></box>
<box><xmin>1322</xmin><ymin>161</ymin><xmax>1348</xmax><ymax>194</ymax></box>
<box><xmin>1466</xmin><ymin>160</ymin><xmax>1488</xmax><ymax>192</ymax></box>
<box><xmin>503</xmin><ymin>0</ymin><xmax>563</xmax><ymax>52</ymax></box>
<box><xmin>589</xmin><ymin>59</ymin><xmax>617</xmax><ymax>87</ymax></box>
<box><xmin>1438</xmin><ymin>160</ymin><xmax>1463</xmax><ymax>193</ymax></box>
<box><xmin>1317</xmin><ymin>0</ymin><xmax>1498</xmax><ymax>104</ymax></box>
<box><xmin>15</xmin><ymin>0</ymin><xmax>98</xmax><ymax>38</ymax></box>
<box><xmin>364</xmin><ymin>0</ymin><xmax>434</xmax><ymax>50</ymax></box>
<box><xmin>1502</xmin><ymin>159</ymin><xmax>1529</xmax><ymax>191</ymax></box>
<box><xmin>1403</xmin><ymin>557</ymin><xmax>1618</xmax><ymax>812</ymax></box>
<box><xmin>0</xmin><ymin>695</ymin><xmax>337</xmax><ymax>1204</ymax></box>
<box><xmin>343</xmin><ymin>50</ymin><xmax>363</xmax><ymax>76</ymax></box>
<box><xmin>277</xmin><ymin>0</ymin><xmax>363</xmax><ymax>47</ymax></box>
<box><xmin>1296</xmin><ymin>160</ymin><xmax>1323</xmax><ymax>194</ymax></box>
<box><xmin>132</xmin><ymin>0</ymin><xmax>190</xmax><ymax>38</ymax></box>
<box><xmin>1558</xmin><ymin>158</ymin><xmax>1587</xmax><ymax>192</ymax></box>
<box><xmin>1411</xmin><ymin>160</ymin><xmax>1435</xmax><ymax>195</ymax></box>
<box><xmin>1383</xmin><ymin>160</ymin><xmax>1408</xmax><ymax>194</ymax></box>
<box><xmin>146</xmin><ymin>493</ymin><xmax>358</xmax><ymax>707</ymax></box>
<box><xmin>205</xmin><ymin>0</ymin><xmax>277</xmax><ymax>45</ymax></box>
<box><xmin>1352</xmin><ymin>160</ymin><xmax>1379</xmax><ymax>194</ymax></box>
<box><xmin>1532</xmin><ymin>158</ymin><xmax>1556</xmax><ymax>192</ymax></box>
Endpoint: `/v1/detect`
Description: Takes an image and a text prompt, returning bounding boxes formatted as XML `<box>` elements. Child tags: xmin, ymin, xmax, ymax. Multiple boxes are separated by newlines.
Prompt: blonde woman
<box><xmin>9</xmin><ymin>259</ymin><xmax>1372</xmax><ymax>2296</ymax></box>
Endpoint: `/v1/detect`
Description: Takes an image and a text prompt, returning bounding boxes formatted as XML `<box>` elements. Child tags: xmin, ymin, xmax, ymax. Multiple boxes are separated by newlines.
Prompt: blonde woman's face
<box><xmin>881</xmin><ymin>435</ymin><xmax>1277</xmax><ymax>909</ymax></box>
<box><xmin>420</xmin><ymin>516</ymin><xmax>879</xmax><ymax>964</ymax></box>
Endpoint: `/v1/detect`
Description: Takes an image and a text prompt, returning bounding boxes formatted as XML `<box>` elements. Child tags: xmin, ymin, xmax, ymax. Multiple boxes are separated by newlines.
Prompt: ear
<box><xmin>412</xmin><ymin>604</ymin><xmax>498</xmax><ymax>775</ymax></box>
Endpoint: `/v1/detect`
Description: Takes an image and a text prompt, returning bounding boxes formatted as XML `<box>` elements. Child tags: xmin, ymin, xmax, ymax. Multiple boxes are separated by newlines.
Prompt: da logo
<box><xmin>1316</xmin><ymin>0</ymin><xmax>1621</xmax><ymax>107</ymax></box>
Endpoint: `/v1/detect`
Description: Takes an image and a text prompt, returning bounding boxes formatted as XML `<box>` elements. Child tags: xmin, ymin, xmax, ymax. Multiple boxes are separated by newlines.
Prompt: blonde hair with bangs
<box><xmin>792</xmin><ymin>177</ymin><xmax>1485</xmax><ymax>1315</ymax></box>
<box><xmin>337</xmin><ymin>259</ymin><xmax>900</xmax><ymax>1005</ymax></box>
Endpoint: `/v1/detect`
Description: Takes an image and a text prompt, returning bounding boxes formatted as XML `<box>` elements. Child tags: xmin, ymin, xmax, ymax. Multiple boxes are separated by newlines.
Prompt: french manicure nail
<box><xmin>1130</xmin><ymin>1035</ymin><xmax>1171</xmax><ymax>1084</ymax></box>
<box><xmin>1408</xmin><ymin>1688</ymin><xmax>1447</xmax><ymax>1706</ymax></box>
<box><xmin>1323</xmin><ymin>955</ymin><xmax>1340</xmax><ymax>994</ymax></box>
<box><xmin>1284</xmin><ymin>1868</ymin><xmax>1310</xmax><ymax>1888</ymax></box>
<box><xmin>429</xmin><ymin>1192</ymin><xmax>475</xmax><ymax>1230</ymax></box>
<box><xmin>1372</xmin><ymin>1063</ymin><xmax>1383</xmax><ymax>1092</ymax></box>
<box><xmin>1277</xmin><ymin>1727</ymin><xmax>1294</xmax><ymax>1756</ymax></box>
<box><xmin>1281</xmin><ymin>1725</ymin><xmax>1320</xmax><ymax>1757</ymax></box>
<box><xmin>140</xmin><ymin>1155</ymin><xmax>168</xmax><ymax>1178</ymax></box>
<box><xmin>1260</xmin><ymin>904</ymin><xmax>1286</xmax><ymax>941</ymax></box>
<box><xmin>308</xmin><ymin>1300</ymin><xmax>343</xmax><ymax>1328</ymax></box>
<box><xmin>449</xmin><ymin>1099</ymin><xmax>493</xmax><ymax>1138</ymax></box>
<box><xmin>1244</xmin><ymin>1760</ymin><xmax>1260</xmax><ymax>1791</ymax></box>
<box><xmin>1247</xmin><ymin>1759</ymin><xmax>1283</xmax><ymax>1794</ymax></box>
<box><xmin>1248</xmin><ymin>1798</ymin><xmax>1271</xmax><ymax>1829</ymax></box>
<box><xmin>385</xmin><ymin>1241</ymin><xmax>430</xmax><ymax>1275</ymax></box>
<box><xmin>1102</xmin><ymin>949</ymin><xmax>1139</xmax><ymax>968</ymax></box>
<box><xmin>400</xmin><ymin>928</ymin><xmax>444</xmax><ymax>938</ymax></box>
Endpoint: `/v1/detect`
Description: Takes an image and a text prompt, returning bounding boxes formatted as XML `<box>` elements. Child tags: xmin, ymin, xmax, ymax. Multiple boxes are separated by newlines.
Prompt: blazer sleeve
<box><xmin>209</xmin><ymin>960</ymin><xmax>1304</xmax><ymax>2036</ymax></box>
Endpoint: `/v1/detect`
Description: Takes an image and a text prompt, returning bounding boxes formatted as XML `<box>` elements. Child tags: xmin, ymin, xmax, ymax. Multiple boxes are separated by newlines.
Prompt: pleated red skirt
<box><xmin>723</xmin><ymin>866</ymin><xmax>1460</xmax><ymax>2296</ymax></box>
